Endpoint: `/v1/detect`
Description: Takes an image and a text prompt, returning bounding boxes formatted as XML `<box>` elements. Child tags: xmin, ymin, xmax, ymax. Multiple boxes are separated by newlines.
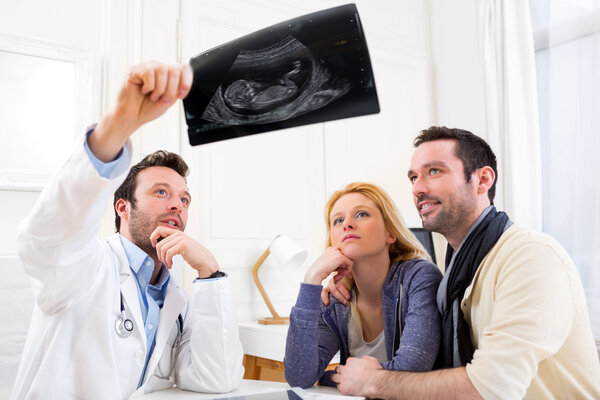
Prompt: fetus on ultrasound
<box><xmin>201</xmin><ymin>35</ymin><xmax>351</xmax><ymax>125</ymax></box>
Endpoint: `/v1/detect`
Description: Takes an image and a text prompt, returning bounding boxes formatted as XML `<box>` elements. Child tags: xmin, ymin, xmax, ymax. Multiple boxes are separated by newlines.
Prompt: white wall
<box><xmin>0</xmin><ymin>0</ymin><xmax>435</xmax><ymax>326</ymax></box>
<box><xmin>429</xmin><ymin>0</ymin><xmax>486</xmax><ymax>136</ymax></box>
<box><xmin>176</xmin><ymin>0</ymin><xmax>435</xmax><ymax>321</ymax></box>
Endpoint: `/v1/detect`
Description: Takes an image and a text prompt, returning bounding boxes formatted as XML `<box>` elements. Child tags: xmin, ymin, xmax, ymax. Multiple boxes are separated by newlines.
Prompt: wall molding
<box><xmin>0</xmin><ymin>171</ymin><xmax>52</xmax><ymax>192</ymax></box>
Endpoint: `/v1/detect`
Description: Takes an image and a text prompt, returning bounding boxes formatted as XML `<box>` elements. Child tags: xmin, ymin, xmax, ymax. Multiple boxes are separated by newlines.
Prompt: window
<box><xmin>531</xmin><ymin>0</ymin><xmax>600</xmax><ymax>340</ymax></box>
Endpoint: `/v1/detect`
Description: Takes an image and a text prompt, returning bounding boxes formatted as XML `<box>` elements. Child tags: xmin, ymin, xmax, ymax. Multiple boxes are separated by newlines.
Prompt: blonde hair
<box><xmin>324</xmin><ymin>182</ymin><xmax>429</xmax><ymax>263</ymax></box>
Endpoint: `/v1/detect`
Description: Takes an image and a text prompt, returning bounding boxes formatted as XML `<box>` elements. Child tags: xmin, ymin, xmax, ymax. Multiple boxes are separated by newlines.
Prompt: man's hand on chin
<box><xmin>150</xmin><ymin>226</ymin><xmax>218</xmax><ymax>277</ymax></box>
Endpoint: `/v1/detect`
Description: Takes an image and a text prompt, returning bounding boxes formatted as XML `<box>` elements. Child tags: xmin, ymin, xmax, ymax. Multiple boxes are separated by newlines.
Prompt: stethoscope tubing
<box><xmin>115</xmin><ymin>291</ymin><xmax>135</xmax><ymax>338</ymax></box>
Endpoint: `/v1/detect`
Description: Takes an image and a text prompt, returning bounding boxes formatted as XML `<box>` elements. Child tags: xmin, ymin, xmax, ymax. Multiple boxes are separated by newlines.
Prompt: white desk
<box><xmin>239</xmin><ymin>321</ymin><xmax>290</xmax><ymax>362</ymax></box>
<box><xmin>138</xmin><ymin>379</ymin><xmax>363</xmax><ymax>399</ymax></box>
<box><xmin>238</xmin><ymin>322</ymin><xmax>340</xmax><ymax>381</ymax></box>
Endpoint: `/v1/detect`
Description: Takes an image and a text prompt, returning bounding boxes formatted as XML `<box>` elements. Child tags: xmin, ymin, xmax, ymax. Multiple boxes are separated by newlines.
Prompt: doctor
<box><xmin>12</xmin><ymin>61</ymin><xmax>244</xmax><ymax>399</ymax></box>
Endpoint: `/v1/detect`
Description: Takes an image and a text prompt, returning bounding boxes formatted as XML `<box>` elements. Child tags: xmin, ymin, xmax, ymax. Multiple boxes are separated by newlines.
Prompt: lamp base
<box><xmin>258</xmin><ymin>316</ymin><xmax>289</xmax><ymax>325</ymax></box>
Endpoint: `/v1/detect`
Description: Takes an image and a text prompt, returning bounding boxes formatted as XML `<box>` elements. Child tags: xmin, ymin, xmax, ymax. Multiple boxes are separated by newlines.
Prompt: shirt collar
<box><xmin>152</xmin><ymin>265</ymin><xmax>171</xmax><ymax>294</ymax></box>
<box><xmin>119</xmin><ymin>234</ymin><xmax>170</xmax><ymax>293</ymax></box>
<box><xmin>120</xmin><ymin>234</ymin><xmax>150</xmax><ymax>274</ymax></box>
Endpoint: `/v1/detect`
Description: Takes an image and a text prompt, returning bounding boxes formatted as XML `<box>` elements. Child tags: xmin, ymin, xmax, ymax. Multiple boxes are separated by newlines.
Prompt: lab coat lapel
<box><xmin>144</xmin><ymin>280</ymin><xmax>186</xmax><ymax>381</ymax></box>
<box><xmin>107</xmin><ymin>234</ymin><xmax>147</xmax><ymax>349</ymax></box>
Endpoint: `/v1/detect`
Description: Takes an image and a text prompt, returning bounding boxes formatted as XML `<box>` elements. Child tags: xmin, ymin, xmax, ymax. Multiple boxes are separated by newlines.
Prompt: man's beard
<box><xmin>420</xmin><ymin>183</ymin><xmax>476</xmax><ymax>236</ymax></box>
<box><xmin>128</xmin><ymin>205</ymin><xmax>158</xmax><ymax>257</ymax></box>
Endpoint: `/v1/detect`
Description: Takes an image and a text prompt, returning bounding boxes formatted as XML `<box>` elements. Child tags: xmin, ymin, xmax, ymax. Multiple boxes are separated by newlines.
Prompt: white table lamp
<box><xmin>252</xmin><ymin>234</ymin><xmax>307</xmax><ymax>325</ymax></box>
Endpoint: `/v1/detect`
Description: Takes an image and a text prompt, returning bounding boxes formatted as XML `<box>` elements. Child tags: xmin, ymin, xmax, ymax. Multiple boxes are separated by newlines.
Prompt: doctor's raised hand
<box><xmin>89</xmin><ymin>61</ymin><xmax>193</xmax><ymax>162</ymax></box>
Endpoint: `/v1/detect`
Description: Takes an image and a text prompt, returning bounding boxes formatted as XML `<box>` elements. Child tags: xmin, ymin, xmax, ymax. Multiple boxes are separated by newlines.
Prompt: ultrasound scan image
<box><xmin>184</xmin><ymin>3</ymin><xmax>379</xmax><ymax>146</ymax></box>
<box><xmin>201</xmin><ymin>35</ymin><xmax>351</xmax><ymax>126</ymax></box>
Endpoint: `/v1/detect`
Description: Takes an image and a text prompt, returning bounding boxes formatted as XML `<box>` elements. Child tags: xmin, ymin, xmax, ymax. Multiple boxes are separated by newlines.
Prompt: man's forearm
<box><xmin>354</xmin><ymin>367</ymin><xmax>482</xmax><ymax>400</ymax></box>
<box><xmin>88</xmin><ymin>112</ymin><xmax>137</xmax><ymax>162</ymax></box>
<box><xmin>332</xmin><ymin>366</ymin><xmax>481</xmax><ymax>400</ymax></box>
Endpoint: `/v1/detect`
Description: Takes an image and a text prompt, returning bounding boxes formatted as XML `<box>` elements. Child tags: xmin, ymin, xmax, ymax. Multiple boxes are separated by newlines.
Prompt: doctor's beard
<box><xmin>128</xmin><ymin>206</ymin><xmax>165</xmax><ymax>259</ymax></box>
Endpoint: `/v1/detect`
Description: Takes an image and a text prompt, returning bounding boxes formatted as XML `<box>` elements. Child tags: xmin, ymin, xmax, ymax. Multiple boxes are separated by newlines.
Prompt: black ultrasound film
<box><xmin>184</xmin><ymin>3</ymin><xmax>379</xmax><ymax>146</ymax></box>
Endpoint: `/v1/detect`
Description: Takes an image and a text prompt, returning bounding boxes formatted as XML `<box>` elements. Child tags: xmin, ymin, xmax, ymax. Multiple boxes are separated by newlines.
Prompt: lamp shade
<box><xmin>252</xmin><ymin>234</ymin><xmax>307</xmax><ymax>325</ymax></box>
<box><xmin>269</xmin><ymin>235</ymin><xmax>307</xmax><ymax>269</ymax></box>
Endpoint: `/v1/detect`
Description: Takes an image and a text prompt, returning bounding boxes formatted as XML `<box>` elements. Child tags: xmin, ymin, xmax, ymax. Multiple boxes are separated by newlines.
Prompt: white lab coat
<box><xmin>11</xmin><ymin>138</ymin><xmax>244</xmax><ymax>399</ymax></box>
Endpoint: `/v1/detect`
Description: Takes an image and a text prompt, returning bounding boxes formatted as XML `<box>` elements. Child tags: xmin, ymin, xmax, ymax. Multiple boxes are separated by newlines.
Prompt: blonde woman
<box><xmin>284</xmin><ymin>182</ymin><xmax>442</xmax><ymax>388</ymax></box>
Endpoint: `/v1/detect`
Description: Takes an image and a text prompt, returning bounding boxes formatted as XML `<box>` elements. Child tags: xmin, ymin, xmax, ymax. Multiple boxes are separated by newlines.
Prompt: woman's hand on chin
<box><xmin>303</xmin><ymin>247</ymin><xmax>353</xmax><ymax>286</ymax></box>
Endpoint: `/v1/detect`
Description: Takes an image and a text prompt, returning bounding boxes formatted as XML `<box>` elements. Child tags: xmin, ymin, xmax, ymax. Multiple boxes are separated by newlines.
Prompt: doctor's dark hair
<box><xmin>113</xmin><ymin>150</ymin><xmax>189</xmax><ymax>232</ymax></box>
<box><xmin>413</xmin><ymin>126</ymin><xmax>498</xmax><ymax>204</ymax></box>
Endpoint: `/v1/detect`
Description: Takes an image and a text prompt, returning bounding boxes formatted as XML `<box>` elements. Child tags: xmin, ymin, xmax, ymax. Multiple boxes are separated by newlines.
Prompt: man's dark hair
<box><xmin>414</xmin><ymin>126</ymin><xmax>498</xmax><ymax>204</ymax></box>
<box><xmin>113</xmin><ymin>150</ymin><xmax>189</xmax><ymax>232</ymax></box>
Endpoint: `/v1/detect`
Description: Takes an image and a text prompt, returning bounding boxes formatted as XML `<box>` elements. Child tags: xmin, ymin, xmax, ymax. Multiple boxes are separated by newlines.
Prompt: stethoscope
<box><xmin>115</xmin><ymin>291</ymin><xmax>134</xmax><ymax>338</ymax></box>
<box><xmin>115</xmin><ymin>291</ymin><xmax>184</xmax><ymax>340</ymax></box>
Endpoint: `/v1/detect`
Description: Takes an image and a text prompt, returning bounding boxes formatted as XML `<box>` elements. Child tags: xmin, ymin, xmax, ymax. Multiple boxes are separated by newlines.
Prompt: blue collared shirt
<box><xmin>84</xmin><ymin>135</ymin><xmax>169</xmax><ymax>387</ymax></box>
<box><xmin>120</xmin><ymin>235</ymin><xmax>170</xmax><ymax>388</ymax></box>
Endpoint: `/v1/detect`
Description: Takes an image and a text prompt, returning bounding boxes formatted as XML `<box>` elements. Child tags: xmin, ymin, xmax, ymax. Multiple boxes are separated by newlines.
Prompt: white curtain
<box><xmin>530</xmin><ymin>0</ymin><xmax>600</xmax><ymax>341</ymax></box>
<box><xmin>477</xmin><ymin>0</ymin><xmax>543</xmax><ymax>231</ymax></box>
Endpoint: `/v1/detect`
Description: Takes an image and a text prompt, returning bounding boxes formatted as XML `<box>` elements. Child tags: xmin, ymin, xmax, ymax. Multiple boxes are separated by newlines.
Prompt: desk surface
<box><xmin>239</xmin><ymin>321</ymin><xmax>289</xmax><ymax>362</ymax></box>
<box><xmin>239</xmin><ymin>321</ymin><xmax>340</xmax><ymax>364</ymax></box>
<box><xmin>139</xmin><ymin>379</ymin><xmax>363</xmax><ymax>399</ymax></box>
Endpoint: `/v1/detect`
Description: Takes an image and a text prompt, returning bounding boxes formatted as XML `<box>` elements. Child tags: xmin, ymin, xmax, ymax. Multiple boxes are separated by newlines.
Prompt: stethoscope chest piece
<box><xmin>115</xmin><ymin>314</ymin><xmax>134</xmax><ymax>338</ymax></box>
